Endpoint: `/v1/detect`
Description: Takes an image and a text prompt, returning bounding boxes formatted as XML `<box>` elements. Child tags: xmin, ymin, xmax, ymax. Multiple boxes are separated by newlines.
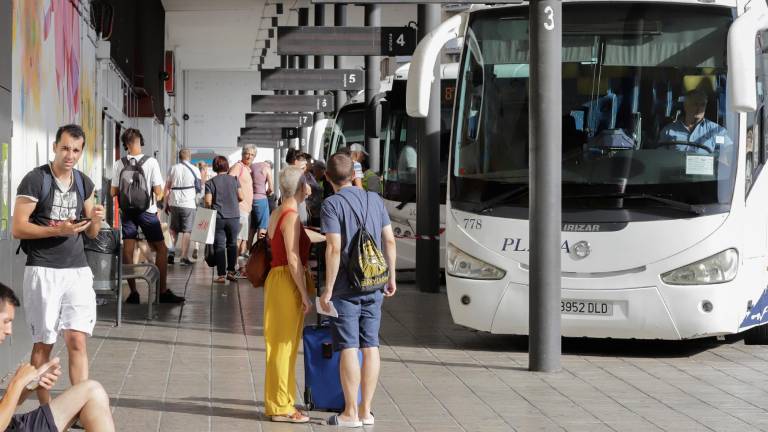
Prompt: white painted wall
<box><xmin>182</xmin><ymin>70</ymin><xmax>271</xmax><ymax>156</ymax></box>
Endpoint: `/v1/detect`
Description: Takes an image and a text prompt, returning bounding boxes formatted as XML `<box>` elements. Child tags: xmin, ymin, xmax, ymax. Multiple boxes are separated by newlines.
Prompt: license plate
<box><xmin>561</xmin><ymin>299</ymin><xmax>613</xmax><ymax>315</ymax></box>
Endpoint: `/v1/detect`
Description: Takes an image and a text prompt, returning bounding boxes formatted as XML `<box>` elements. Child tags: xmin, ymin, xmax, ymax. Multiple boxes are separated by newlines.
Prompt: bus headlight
<box><xmin>447</xmin><ymin>244</ymin><xmax>506</xmax><ymax>280</ymax></box>
<box><xmin>661</xmin><ymin>249</ymin><xmax>739</xmax><ymax>285</ymax></box>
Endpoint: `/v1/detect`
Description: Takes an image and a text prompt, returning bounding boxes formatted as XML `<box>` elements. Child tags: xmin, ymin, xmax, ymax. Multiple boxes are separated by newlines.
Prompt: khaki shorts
<box><xmin>238</xmin><ymin>213</ymin><xmax>249</xmax><ymax>241</ymax></box>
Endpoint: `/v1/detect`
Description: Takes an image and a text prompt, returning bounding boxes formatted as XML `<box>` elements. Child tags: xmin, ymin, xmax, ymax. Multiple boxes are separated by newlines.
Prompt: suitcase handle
<box><xmin>322</xmin><ymin>342</ymin><xmax>333</xmax><ymax>359</ymax></box>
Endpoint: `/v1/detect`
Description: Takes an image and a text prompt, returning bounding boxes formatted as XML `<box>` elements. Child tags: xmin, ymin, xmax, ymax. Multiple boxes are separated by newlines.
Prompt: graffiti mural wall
<box><xmin>11</xmin><ymin>0</ymin><xmax>101</xmax><ymax>196</ymax></box>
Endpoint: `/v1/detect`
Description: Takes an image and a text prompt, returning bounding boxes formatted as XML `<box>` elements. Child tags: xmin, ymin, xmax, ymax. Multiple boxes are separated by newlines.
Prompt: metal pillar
<box><xmin>528</xmin><ymin>0</ymin><xmax>562</xmax><ymax>373</ymax></box>
<box><xmin>314</xmin><ymin>4</ymin><xmax>325</xmax><ymax>115</ymax></box>
<box><xmin>334</xmin><ymin>4</ymin><xmax>347</xmax><ymax>114</ymax></box>
<box><xmin>298</xmin><ymin>7</ymin><xmax>309</xmax><ymax>152</ymax></box>
<box><xmin>364</xmin><ymin>4</ymin><xmax>381</xmax><ymax>172</ymax></box>
<box><xmin>415</xmin><ymin>4</ymin><xmax>441</xmax><ymax>293</ymax></box>
<box><xmin>280</xmin><ymin>55</ymin><xmax>289</xmax><ymax>95</ymax></box>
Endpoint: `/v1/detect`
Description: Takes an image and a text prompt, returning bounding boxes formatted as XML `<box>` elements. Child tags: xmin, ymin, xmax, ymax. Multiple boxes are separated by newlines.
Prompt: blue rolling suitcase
<box><xmin>303</xmin><ymin>244</ymin><xmax>361</xmax><ymax>412</ymax></box>
<box><xmin>303</xmin><ymin>324</ymin><xmax>348</xmax><ymax>411</ymax></box>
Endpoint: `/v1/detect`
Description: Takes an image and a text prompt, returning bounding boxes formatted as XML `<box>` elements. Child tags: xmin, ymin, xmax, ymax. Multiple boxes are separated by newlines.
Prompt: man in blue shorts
<box><xmin>111</xmin><ymin>128</ymin><xmax>184</xmax><ymax>304</ymax></box>
<box><xmin>319</xmin><ymin>152</ymin><xmax>397</xmax><ymax>428</ymax></box>
<box><xmin>248</xmin><ymin>159</ymin><xmax>273</xmax><ymax>246</ymax></box>
<box><xmin>0</xmin><ymin>283</ymin><xmax>115</xmax><ymax>432</ymax></box>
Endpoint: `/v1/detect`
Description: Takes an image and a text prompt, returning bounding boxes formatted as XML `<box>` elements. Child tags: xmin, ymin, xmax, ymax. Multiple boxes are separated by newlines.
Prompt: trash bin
<box><xmin>84</xmin><ymin>224</ymin><xmax>119</xmax><ymax>293</ymax></box>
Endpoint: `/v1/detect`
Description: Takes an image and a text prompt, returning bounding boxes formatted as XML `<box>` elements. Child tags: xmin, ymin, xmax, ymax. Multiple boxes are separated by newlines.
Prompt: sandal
<box><xmin>271</xmin><ymin>411</ymin><xmax>309</xmax><ymax>423</ymax></box>
<box><xmin>328</xmin><ymin>415</ymin><xmax>362</xmax><ymax>428</ymax></box>
<box><xmin>213</xmin><ymin>275</ymin><xmax>227</xmax><ymax>283</ymax></box>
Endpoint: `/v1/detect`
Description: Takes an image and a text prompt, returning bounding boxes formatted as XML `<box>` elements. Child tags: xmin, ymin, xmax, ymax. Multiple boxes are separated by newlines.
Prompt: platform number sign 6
<box><xmin>543</xmin><ymin>5</ymin><xmax>555</xmax><ymax>31</ymax></box>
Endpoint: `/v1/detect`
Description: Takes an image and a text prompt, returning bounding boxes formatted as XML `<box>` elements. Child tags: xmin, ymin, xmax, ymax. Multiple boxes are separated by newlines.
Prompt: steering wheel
<box><xmin>657</xmin><ymin>142</ymin><xmax>713</xmax><ymax>154</ymax></box>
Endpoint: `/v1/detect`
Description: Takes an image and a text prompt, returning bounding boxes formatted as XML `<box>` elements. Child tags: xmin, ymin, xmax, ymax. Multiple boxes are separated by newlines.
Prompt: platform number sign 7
<box><xmin>298</xmin><ymin>114</ymin><xmax>312</xmax><ymax>127</ymax></box>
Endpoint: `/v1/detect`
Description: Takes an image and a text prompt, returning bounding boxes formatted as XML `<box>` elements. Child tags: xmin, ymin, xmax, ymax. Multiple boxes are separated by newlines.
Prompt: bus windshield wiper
<box><xmin>564</xmin><ymin>192</ymin><xmax>704</xmax><ymax>215</ymax></box>
<box><xmin>475</xmin><ymin>185</ymin><xmax>529</xmax><ymax>213</ymax></box>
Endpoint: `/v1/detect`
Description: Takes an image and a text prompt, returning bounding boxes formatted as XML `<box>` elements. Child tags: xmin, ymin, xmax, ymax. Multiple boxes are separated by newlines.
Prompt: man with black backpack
<box><xmin>318</xmin><ymin>152</ymin><xmax>397</xmax><ymax>428</ymax></box>
<box><xmin>111</xmin><ymin>128</ymin><xmax>185</xmax><ymax>304</ymax></box>
<box><xmin>164</xmin><ymin>148</ymin><xmax>201</xmax><ymax>266</ymax></box>
<box><xmin>11</xmin><ymin>124</ymin><xmax>106</xmax><ymax>407</ymax></box>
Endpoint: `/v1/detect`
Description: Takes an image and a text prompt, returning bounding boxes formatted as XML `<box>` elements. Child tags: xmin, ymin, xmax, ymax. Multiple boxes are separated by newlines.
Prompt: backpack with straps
<box><xmin>17</xmin><ymin>165</ymin><xmax>87</xmax><ymax>255</ymax></box>
<box><xmin>117</xmin><ymin>156</ymin><xmax>152</xmax><ymax>212</ymax></box>
<box><xmin>172</xmin><ymin>161</ymin><xmax>202</xmax><ymax>194</ymax></box>
<box><xmin>338</xmin><ymin>192</ymin><xmax>389</xmax><ymax>293</ymax></box>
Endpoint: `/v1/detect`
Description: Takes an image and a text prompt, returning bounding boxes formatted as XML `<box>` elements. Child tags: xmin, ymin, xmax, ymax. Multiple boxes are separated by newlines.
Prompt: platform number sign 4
<box><xmin>381</xmin><ymin>27</ymin><xmax>416</xmax><ymax>56</ymax></box>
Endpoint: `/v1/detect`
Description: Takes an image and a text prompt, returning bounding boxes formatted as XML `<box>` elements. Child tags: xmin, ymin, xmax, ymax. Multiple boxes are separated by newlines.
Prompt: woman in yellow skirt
<box><xmin>263</xmin><ymin>166</ymin><xmax>314</xmax><ymax>423</ymax></box>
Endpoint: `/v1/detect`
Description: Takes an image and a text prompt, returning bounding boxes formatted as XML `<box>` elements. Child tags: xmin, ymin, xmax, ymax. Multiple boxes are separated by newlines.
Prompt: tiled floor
<box><xmin>16</xmin><ymin>262</ymin><xmax>768</xmax><ymax>431</ymax></box>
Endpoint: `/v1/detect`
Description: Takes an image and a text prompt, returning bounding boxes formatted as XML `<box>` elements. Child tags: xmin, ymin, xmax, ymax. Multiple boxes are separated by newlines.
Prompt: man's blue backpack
<box><xmin>172</xmin><ymin>161</ymin><xmax>202</xmax><ymax>194</ymax></box>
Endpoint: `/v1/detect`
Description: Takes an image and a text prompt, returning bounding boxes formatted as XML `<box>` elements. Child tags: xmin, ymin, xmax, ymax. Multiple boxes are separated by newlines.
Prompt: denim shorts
<box><xmin>121</xmin><ymin>210</ymin><xmax>164</xmax><ymax>242</ymax></box>
<box><xmin>330</xmin><ymin>290</ymin><xmax>384</xmax><ymax>351</ymax></box>
<box><xmin>251</xmin><ymin>198</ymin><xmax>270</xmax><ymax>230</ymax></box>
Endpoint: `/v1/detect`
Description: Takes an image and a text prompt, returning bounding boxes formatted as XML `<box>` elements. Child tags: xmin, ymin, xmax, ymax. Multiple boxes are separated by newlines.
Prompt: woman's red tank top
<box><xmin>270</xmin><ymin>208</ymin><xmax>311</xmax><ymax>267</ymax></box>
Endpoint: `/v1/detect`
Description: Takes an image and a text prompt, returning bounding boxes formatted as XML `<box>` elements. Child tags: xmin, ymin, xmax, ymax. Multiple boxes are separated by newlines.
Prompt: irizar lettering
<box><xmin>562</xmin><ymin>224</ymin><xmax>601</xmax><ymax>232</ymax></box>
<box><xmin>501</xmin><ymin>238</ymin><xmax>570</xmax><ymax>253</ymax></box>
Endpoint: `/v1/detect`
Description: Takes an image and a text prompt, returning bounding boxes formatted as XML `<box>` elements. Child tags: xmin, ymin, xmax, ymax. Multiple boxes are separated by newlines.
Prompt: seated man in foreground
<box><xmin>0</xmin><ymin>283</ymin><xmax>114</xmax><ymax>432</ymax></box>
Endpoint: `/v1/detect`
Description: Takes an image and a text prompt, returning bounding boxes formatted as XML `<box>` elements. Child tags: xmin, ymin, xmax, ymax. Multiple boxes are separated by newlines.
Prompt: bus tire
<box><xmin>744</xmin><ymin>324</ymin><xmax>768</xmax><ymax>345</ymax></box>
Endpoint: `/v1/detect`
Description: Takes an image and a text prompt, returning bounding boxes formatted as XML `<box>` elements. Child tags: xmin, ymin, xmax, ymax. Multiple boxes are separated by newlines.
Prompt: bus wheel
<box><xmin>744</xmin><ymin>324</ymin><xmax>768</xmax><ymax>345</ymax></box>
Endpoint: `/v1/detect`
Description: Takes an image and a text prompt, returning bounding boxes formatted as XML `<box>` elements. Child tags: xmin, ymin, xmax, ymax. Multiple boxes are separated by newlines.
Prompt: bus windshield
<box><xmin>329</xmin><ymin>106</ymin><xmax>364</xmax><ymax>155</ymax></box>
<box><xmin>452</xmin><ymin>3</ymin><xmax>737</xmax><ymax>219</ymax></box>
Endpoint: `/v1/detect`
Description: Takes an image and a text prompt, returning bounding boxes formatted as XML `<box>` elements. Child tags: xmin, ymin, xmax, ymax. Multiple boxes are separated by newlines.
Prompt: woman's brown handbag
<box><xmin>246</xmin><ymin>237</ymin><xmax>271</xmax><ymax>288</ymax></box>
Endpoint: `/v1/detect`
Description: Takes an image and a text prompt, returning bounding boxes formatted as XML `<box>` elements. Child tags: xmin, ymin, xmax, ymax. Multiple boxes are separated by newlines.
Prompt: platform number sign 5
<box><xmin>543</xmin><ymin>5</ymin><xmax>555</xmax><ymax>31</ymax></box>
<box><xmin>343</xmin><ymin>72</ymin><xmax>358</xmax><ymax>89</ymax></box>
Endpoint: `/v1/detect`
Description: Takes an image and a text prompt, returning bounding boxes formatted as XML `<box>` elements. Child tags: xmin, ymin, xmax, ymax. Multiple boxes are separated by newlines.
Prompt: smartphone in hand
<box><xmin>26</xmin><ymin>358</ymin><xmax>60</xmax><ymax>390</ymax></box>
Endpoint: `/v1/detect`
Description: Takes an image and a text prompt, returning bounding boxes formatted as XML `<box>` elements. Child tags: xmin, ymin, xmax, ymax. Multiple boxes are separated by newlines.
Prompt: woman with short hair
<box><xmin>204</xmin><ymin>156</ymin><xmax>243</xmax><ymax>283</ymax></box>
<box><xmin>263</xmin><ymin>166</ymin><xmax>314</xmax><ymax>423</ymax></box>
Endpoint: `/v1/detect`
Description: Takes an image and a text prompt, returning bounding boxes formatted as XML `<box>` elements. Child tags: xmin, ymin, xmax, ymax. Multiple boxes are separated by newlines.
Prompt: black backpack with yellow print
<box><xmin>338</xmin><ymin>192</ymin><xmax>389</xmax><ymax>292</ymax></box>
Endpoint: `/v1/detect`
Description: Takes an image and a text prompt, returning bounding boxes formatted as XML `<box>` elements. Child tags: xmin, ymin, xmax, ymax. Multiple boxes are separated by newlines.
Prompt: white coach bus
<box><xmin>407</xmin><ymin>0</ymin><xmax>768</xmax><ymax>343</ymax></box>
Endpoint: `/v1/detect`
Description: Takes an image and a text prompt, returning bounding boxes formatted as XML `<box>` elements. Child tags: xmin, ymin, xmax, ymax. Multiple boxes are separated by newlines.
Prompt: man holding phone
<box><xmin>11</xmin><ymin>124</ymin><xmax>105</xmax><ymax>407</ymax></box>
<box><xmin>0</xmin><ymin>283</ymin><xmax>115</xmax><ymax>432</ymax></box>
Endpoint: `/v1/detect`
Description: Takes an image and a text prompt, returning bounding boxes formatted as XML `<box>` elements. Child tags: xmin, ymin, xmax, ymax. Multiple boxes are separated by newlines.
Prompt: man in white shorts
<box><xmin>11</xmin><ymin>124</ymin><xmax>105</xmax><ymax>405</ymax></box>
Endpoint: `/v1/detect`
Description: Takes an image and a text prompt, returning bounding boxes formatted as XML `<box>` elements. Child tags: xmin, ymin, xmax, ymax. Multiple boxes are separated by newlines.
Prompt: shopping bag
<box><xmin>191</xmin><ymin>208</ymin><xmax>216</xmax><ymax>244</ymax></box>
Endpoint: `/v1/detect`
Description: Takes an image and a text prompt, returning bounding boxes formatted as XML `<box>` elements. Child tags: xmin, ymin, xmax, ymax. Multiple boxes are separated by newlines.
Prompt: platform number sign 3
<box><xmin>544</xmin><ymin>6</ymin><xmax>555</xmax><ymax>31</ymax></box>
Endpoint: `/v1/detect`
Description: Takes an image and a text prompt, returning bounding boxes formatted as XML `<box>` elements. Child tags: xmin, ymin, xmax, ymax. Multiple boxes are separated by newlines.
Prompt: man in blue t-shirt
<box><xmin>319</xmin><ymin>152</ymin><xmax>397</xmax><ymax>428</ymax></box>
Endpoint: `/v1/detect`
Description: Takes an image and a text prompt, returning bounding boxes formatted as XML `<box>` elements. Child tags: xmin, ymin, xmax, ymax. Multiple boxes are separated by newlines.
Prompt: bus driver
<box><xmin>658</xmin><ymin>88</ymin><xmax>732</xmax><ymax>154</ymax></box>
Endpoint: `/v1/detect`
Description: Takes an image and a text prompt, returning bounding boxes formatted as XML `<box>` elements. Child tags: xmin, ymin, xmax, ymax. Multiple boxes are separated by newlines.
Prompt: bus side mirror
<box><xmin>728</xmin><ymin>2</ymin><xmax>768</xmax><ymax>112</ymax></box>
<box><xmin>407</xmin><ymin>13</ymin><xmax>466</xmax><ymax>118</ymax></box>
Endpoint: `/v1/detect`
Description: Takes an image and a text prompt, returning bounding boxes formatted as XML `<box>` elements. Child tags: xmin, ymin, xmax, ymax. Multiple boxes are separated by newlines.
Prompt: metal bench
<box><xmin>87</xmin><ymin>227</ymin><xmax>159</xmax><ymax>326</ymax></box>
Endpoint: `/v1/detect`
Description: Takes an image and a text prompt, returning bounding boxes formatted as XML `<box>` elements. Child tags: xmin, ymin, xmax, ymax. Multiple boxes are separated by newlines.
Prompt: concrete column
<box><xmin>528</xmin><ymin>0</ymin><xmax>562</xmax><ymax>373</ymax></box>
<box><xmin>364</xmin><ymin>4</ymin><xmax>381</xmax><ymax>172</ymax></box>
<box><xmin>415</xmin><ymin>4</ymin><xmax>441</xmax><ymax>293</ymax></box>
